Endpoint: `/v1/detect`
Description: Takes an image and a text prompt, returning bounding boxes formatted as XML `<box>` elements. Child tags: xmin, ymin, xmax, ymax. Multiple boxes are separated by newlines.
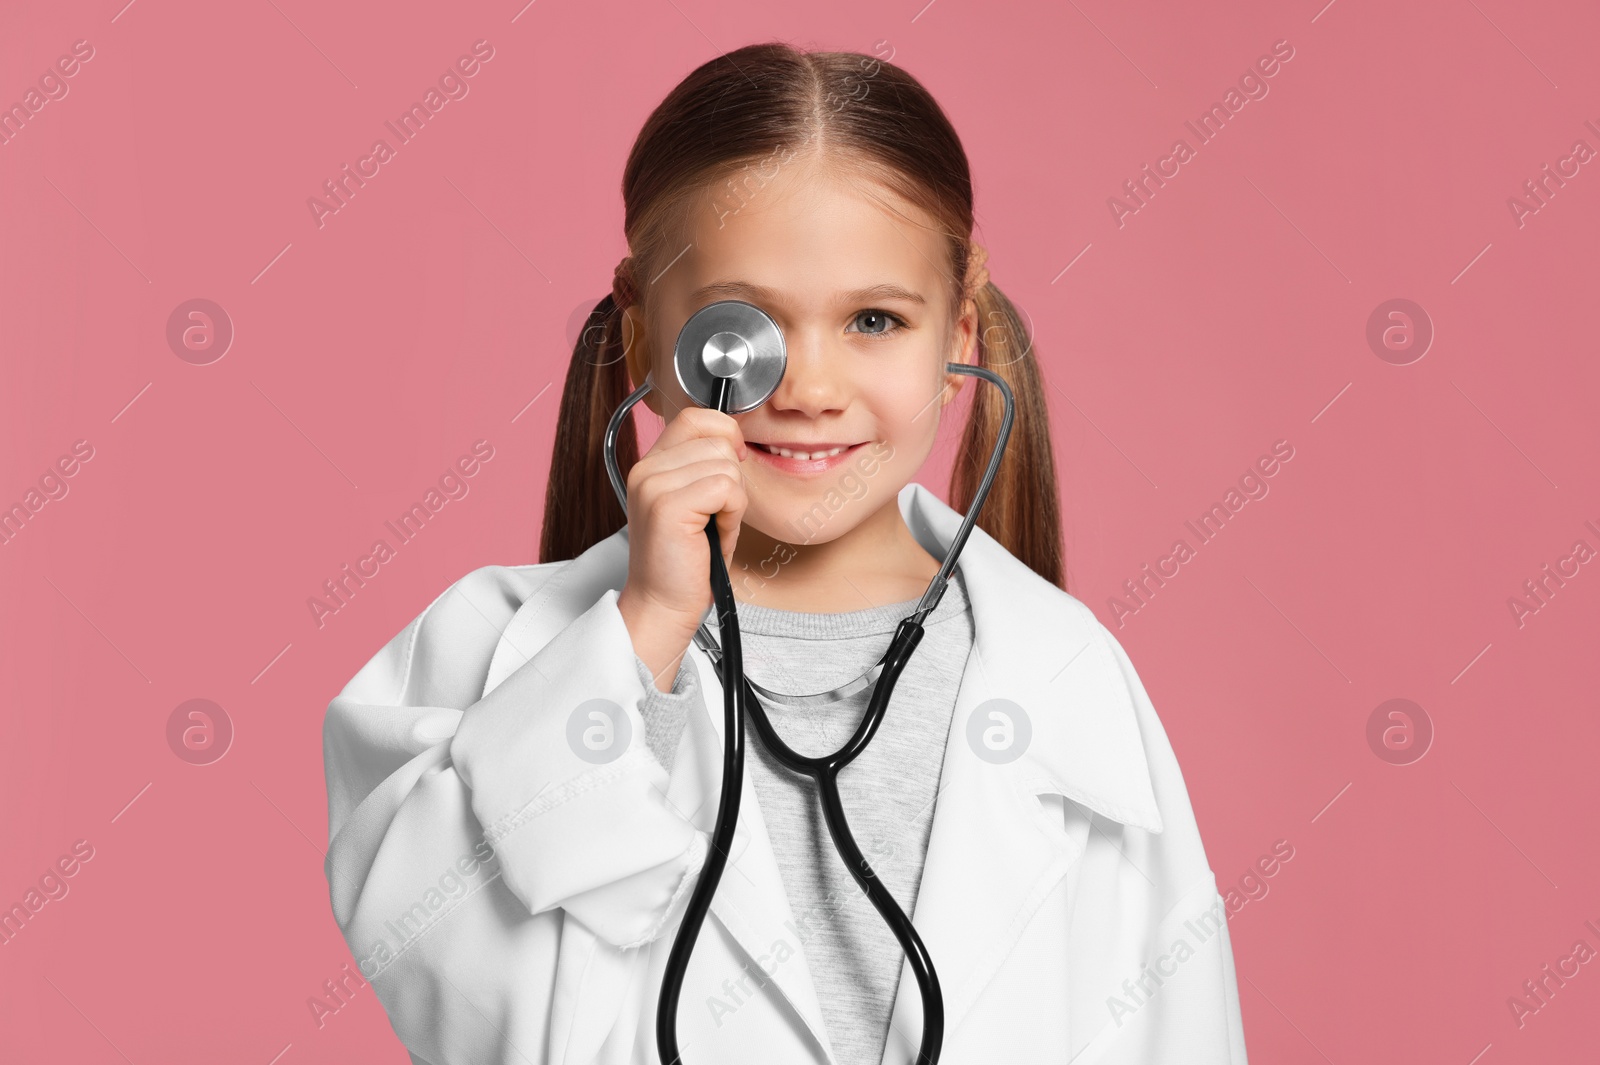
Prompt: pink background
<box><xmin>2</xmin><ymin>0</ymin><xmax>1597</xmax><ymax>1061</ymax></box>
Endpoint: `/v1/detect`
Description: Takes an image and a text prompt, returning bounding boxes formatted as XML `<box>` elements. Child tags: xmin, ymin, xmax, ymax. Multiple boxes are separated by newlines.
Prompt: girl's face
<box><xmin>625</xmin><ymin>152</ymin><xmax>977</xmax><ymax>548</ymax></box>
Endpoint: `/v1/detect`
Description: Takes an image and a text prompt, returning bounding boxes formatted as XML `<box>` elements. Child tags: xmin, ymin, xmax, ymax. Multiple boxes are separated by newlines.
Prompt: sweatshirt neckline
<box><xmin>729</xmin><ymin>566</ymin><xmax>970</xmax><ymax>639</ymax></box>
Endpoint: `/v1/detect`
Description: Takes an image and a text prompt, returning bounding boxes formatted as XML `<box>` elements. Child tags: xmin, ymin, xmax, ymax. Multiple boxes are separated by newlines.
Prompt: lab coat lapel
<box><xmin>673</xmin><ymin>654</ymin><xmax>843</xmax><ymax>1064</ymax></box>
<box><xmin>879</xmin><ymin>484</ymin><xmax>1167</xmax><ymax>1063</ymax></box>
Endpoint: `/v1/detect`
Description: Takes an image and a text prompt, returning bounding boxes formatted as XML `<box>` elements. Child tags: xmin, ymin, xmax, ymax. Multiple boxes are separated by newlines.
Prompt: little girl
<box><xmin>323</xmin><ymin>42</ymin><xmax>1246</xmax><ymax>1065</ymax></box>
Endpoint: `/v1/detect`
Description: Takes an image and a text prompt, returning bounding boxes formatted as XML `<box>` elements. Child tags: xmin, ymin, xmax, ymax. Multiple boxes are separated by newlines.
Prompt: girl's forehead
<box><xmin>675</xmin><ymin>164</ymin><xmax>949</xmax><ymax>304</ymax></box>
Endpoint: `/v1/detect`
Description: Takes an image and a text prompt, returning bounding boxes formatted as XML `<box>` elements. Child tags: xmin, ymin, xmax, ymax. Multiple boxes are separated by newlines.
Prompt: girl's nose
<box><xmin>768</xmin><ymin>328</ymin><xmax>849</xmax><ymax>416</ymax></box>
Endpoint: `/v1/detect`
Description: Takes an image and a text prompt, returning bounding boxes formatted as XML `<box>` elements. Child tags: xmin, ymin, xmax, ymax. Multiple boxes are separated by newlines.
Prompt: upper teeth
<box><xmin>759</xmin><ymin>444</ymin><xmax>849</xmax><ymax>460</ymax></box>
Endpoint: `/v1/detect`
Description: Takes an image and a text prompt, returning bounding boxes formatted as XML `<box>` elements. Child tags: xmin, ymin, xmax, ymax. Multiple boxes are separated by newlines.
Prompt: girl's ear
<box><xmin>939</xmin><ymin>294</ymin><xmax>981</xmax><ymax>408</ymax></box>
<box><xmin>955</xmin><ymin>292</ymin><xmax>980</xmax><ymax>367</ymax></box>
<box><xmin>621</xmin><ymin>306</ymin><xmax>662</xmax><ymax>416</ymax></box>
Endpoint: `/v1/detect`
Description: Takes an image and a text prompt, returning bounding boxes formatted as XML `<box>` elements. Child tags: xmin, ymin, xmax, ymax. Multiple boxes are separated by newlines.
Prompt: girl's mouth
<box><xmin>747</xmin><ymin>441</ymin><xmax>868</xmax><ymax>475</ymax></box>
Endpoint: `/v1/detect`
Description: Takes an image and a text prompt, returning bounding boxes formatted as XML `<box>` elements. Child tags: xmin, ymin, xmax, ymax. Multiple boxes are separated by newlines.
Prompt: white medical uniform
<box><xmin>321</xmin><ymin>482</ymin><xmax>1249</xmax><ymax>1064</ymax></box>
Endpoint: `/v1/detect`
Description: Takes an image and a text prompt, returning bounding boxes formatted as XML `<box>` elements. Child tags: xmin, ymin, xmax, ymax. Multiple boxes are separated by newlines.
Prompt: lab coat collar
<box><xmin>891</xmin><ymin>480</ymin><xmax>1165</xmax><ymax>830</ymax></box>
<box><xmin>488</xmin><ymin>480</ymin><xmax>1163</xmax><ymax>1063</ymax></box>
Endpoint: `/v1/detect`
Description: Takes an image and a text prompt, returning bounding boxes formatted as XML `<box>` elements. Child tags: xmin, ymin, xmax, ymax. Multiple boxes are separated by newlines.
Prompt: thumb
<box><xmin>714</xmin><ymin>510</ymin><xmax>741</xmax><ymax>569</ymax></box>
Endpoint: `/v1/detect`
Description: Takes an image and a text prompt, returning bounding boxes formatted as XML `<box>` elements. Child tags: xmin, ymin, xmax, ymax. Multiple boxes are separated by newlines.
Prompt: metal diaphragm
<box><xmin>672</xmin><ymin>300</ymin><xmax>787</xmax><ymax>414</ymax></box>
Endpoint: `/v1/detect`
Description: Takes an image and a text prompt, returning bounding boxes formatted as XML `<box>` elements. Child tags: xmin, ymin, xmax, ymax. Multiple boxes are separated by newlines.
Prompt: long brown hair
<box><xmin>539</xmin><ymin>42</ymin><xmax>1064</xmax><ymax>590</ymax></box>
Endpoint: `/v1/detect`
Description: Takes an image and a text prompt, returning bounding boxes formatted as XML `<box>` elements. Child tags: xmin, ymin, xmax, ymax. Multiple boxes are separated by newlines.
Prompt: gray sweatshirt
<box><xmin>632</xmin><ymin>569</ymin><xmax>974</xmax><ymax>1065</ymax></box>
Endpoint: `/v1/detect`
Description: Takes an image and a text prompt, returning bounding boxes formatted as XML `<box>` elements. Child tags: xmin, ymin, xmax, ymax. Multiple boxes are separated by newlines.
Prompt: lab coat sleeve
<box><xmin>322</xmin><ymin>564</ymin><xmax>707</xmax><ymax>962</ymax></box>
<box><xmin>1088</xmin><ymin>620</ymin><xmax>1250</xmax><ymax>1065</ymax></box>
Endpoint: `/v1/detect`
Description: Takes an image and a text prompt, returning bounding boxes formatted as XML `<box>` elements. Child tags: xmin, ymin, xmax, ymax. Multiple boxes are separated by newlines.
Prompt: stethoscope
<box><xmin>602</xmin><ymin>299</ymin><xmax>1014</xmax><ymax>1065</ymax></box>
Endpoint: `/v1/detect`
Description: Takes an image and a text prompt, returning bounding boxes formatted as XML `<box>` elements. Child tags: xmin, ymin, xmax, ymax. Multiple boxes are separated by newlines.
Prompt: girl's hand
<box><xmin>616</xmin><ymin>406</ymin><xmax>749</xmax><ymax>689</ymax></box>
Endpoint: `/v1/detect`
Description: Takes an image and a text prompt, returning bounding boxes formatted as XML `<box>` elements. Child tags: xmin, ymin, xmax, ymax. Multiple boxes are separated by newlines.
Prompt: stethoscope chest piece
<box><xmin>673</xmin><ymin>300</ymin><xmax>787</xmax><ymax>413</ymax></box>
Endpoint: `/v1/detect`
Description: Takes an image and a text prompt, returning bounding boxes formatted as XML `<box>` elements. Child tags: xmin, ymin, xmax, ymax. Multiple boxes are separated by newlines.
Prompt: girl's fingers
<box><xmin>647</xmin><ymin>467</ymin><xmax>747</xmax><ymax>532</ymax></box>
<box><xmin>630</xmin><ymin>438</ymin><xmax>744</xmax><ymax>501</ymax></box>
<box><xmin>654</xmin><ymin>407</ymin><xmax>747</xmax><ymax>461</ymax></box>
<box><xmin>638</xmin><ymin>459</ymin><xmax>747</xmax><ymax>515</ymax></box>
<box><xmin>621</xmin><ymin>407</ymin><xmax>749</xmax><ymax>630</ymax></box>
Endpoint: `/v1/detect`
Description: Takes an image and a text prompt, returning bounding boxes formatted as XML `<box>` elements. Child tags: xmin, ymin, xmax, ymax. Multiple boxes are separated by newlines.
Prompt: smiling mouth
<box><xmin>749</xmin><ymin>442</ymin><xmax>864</xmax><ymax>460</ymax></box>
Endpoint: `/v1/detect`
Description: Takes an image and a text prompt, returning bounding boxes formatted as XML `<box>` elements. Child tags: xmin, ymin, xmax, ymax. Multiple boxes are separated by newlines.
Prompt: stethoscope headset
<box><xmin>603</xmin><ymin>299</ymin><xmax>1014</xmax><ymax>1065</ymax></box>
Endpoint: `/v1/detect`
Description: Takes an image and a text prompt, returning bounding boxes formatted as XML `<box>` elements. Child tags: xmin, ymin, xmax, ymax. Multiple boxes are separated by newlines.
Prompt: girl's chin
<box><xmin>737</xmin><ymin>492</ymin><xmax>881</xmax><ymax>552</ymax></box>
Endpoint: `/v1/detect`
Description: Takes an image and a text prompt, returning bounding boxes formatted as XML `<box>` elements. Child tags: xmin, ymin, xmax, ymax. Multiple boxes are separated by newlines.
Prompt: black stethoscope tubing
<box><xmin>604</xmin><ymin>355</ymin><xmax>1014</xmax><ymax>1065</ymax></box>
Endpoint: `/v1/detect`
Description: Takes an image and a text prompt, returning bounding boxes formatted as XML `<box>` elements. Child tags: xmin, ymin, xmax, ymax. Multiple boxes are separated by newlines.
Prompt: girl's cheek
<box><xmin>892</xmin><ymin>389</ymin><xmax>945</xmax><ymax>435</ymax></box>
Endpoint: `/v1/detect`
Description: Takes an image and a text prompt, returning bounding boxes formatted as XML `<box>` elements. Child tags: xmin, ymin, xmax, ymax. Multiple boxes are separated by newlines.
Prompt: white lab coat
<box><xmin>322</xmin><ymin>482</ymin><xmax>1248</xmax><ymax>1065</ymax></box>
